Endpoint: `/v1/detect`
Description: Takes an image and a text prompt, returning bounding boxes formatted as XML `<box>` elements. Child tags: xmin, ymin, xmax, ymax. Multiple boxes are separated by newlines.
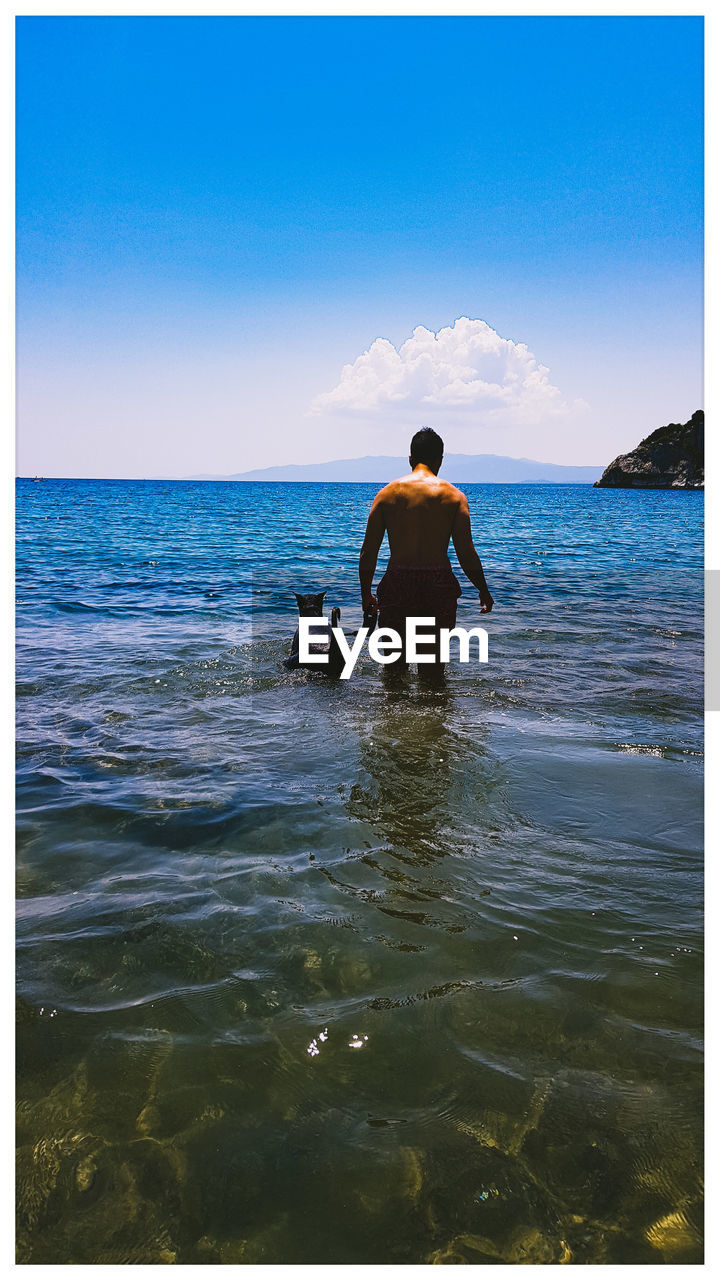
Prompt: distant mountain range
<box><xmin>188</xmin><ymin>453</ymin><xmax>603</xmax><ymax>484</ymax></box>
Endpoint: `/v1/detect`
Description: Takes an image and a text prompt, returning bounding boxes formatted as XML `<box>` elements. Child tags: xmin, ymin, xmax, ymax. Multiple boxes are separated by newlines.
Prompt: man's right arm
<box><xmin>451</xmin><ymin>493</ymin><xmax>494</xmax><ymax>612</ymax></box>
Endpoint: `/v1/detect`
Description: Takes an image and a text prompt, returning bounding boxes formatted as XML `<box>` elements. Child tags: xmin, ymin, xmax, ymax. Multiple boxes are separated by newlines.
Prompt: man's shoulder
<box><xmin>375</xmin><ymin>475</ymin><xmax>411</xmax><ymax>499</ymax></box>
<box><xmin>437</xmin><ymin>478</ymin><xmax>466</xmax><ymax>503</ymax></box>
<box><xmin>378</xmin><ymin>474</ymin><xmax>465</xmax><ymax>501</ymax></box>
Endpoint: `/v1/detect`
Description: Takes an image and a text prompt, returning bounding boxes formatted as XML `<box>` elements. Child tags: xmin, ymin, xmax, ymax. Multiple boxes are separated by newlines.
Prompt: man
<box><xmin>359</xmin><ymin>428</ymin><xmax>493</xmax><ymax>665</ymax></box>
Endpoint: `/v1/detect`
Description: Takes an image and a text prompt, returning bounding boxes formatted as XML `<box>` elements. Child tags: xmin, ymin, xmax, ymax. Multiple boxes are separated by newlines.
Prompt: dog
<box><xmin>284</xmin><ymin>591</ymin><xmax>376</xmax><ymax>677</ymax></box>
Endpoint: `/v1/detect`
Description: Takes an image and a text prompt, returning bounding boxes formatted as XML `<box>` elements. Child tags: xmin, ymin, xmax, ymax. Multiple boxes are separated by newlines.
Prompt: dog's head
<box><xmin>294</xmin><ymin>591</ymin><xmax>326</xmax><ymax>616</ymax></box>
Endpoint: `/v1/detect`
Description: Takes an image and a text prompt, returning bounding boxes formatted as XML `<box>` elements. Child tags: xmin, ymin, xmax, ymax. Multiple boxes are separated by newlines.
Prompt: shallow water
<box><xmin>16</xmin><ymin>478</ymin><xmax>703</xmax><ymax>1263</ymax></box>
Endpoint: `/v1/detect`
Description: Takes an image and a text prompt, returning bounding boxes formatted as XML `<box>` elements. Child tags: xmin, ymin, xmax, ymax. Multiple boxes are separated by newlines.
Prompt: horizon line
<box><xmin>16</xmin><ymin>448</ymin><xmax>606</xmax><ymax>483</ymax></box>
<box><xmin>16</xmin><ymin>477</ymin><xmax>604</xmax><ymax>483</ymax></box>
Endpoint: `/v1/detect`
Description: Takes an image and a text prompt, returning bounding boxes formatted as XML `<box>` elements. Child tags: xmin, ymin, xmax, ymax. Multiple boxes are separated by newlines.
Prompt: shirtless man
<box><xmin>359</xmin><ymin>428</ymin><xmax>493</xmax><ymax>663</ymax></box>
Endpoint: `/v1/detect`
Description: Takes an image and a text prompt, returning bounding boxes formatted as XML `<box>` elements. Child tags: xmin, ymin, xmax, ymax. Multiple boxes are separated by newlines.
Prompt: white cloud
<box><xmin>310</xmin><ymin>317</ymin><xmax>584</xmax><ymax>424</ymax></box>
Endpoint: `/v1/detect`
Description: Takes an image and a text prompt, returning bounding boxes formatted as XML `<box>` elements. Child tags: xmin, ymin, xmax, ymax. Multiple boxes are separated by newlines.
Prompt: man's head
<box><xmin>409</xmin><ymin>427</ymin><xmax>444</xmax><ymax>474</ymax></box>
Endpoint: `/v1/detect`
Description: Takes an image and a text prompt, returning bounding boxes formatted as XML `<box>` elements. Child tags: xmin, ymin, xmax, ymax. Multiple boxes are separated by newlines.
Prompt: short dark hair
<box><xmin>410</xmin><ymin>427</ymin><xmax>444</xmax><ymax>465</ymax></box>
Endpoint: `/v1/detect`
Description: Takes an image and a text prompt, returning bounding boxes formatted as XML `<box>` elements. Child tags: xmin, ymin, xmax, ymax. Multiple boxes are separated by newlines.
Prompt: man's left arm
<box><xmin>359</xmin><ymin>493</ymin><xmax>386</xmax><ymax>614</ymax></box>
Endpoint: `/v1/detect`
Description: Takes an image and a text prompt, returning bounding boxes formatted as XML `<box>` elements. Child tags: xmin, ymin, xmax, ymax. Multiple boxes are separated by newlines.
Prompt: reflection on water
<box><xmin>348</xmin><ymin>687</ymin><xmax>466</xmax><ymax>853</ymax></box>
<box><xmin>16</xmin><ymin>479</ymin><xmax>702</xmax><ymax>1263</ymax></box>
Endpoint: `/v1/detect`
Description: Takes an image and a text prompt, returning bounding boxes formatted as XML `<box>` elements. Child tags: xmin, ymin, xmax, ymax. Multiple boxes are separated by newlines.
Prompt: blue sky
<box><xmin>16</xmin><ymin>16</ymin><xmax>703</xmax><ymax>477</ymax></box>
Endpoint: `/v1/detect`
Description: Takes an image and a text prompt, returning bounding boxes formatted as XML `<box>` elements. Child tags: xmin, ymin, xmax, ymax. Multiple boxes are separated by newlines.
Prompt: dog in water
<box><xmin>284</xmin><ymin>591</ymin><xmax>376</xmax><ymax>678</ymax></box>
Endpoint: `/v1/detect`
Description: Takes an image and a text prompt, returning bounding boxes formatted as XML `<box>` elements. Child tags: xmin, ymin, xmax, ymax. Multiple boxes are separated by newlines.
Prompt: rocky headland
<box><xmin>594</xmin><ymin>410</ymin><xmax>704</xmax><ymax>489</ymax></box>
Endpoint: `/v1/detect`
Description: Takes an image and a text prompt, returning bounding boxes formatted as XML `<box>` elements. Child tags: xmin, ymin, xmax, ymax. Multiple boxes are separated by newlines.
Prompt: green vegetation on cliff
<box><xmin>595</xmin><ymin>411</ymin><xmax>703</xmax><ymax>489</ymax></box>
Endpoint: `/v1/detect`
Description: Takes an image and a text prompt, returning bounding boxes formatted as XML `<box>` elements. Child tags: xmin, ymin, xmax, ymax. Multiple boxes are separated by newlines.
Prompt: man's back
<box><xmin>374</xmin><ymin>469</ymin><xmax>463</xmax><ymax>566</ymax></box>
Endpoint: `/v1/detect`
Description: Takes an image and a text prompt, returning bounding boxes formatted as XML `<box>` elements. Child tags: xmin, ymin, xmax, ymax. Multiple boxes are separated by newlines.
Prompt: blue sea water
<box><xmin>16</xmin><ymin>478</ymin><xmax>703</xmax><ymax>1264</ymax></box>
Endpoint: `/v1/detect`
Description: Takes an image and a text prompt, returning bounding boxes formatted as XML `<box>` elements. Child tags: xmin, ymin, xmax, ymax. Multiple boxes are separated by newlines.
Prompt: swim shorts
<box><xmin>376</xmin><ymin>563</ymin><xmax>462</xmax><ymax>633</ymax></box>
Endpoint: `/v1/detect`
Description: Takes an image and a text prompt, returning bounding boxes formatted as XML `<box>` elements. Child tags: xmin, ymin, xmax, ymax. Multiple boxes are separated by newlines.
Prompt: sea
<box><xmin>16</xmin><ymin>477</ymin><xmax>703</xmax><ymax>1264</ymax></box>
